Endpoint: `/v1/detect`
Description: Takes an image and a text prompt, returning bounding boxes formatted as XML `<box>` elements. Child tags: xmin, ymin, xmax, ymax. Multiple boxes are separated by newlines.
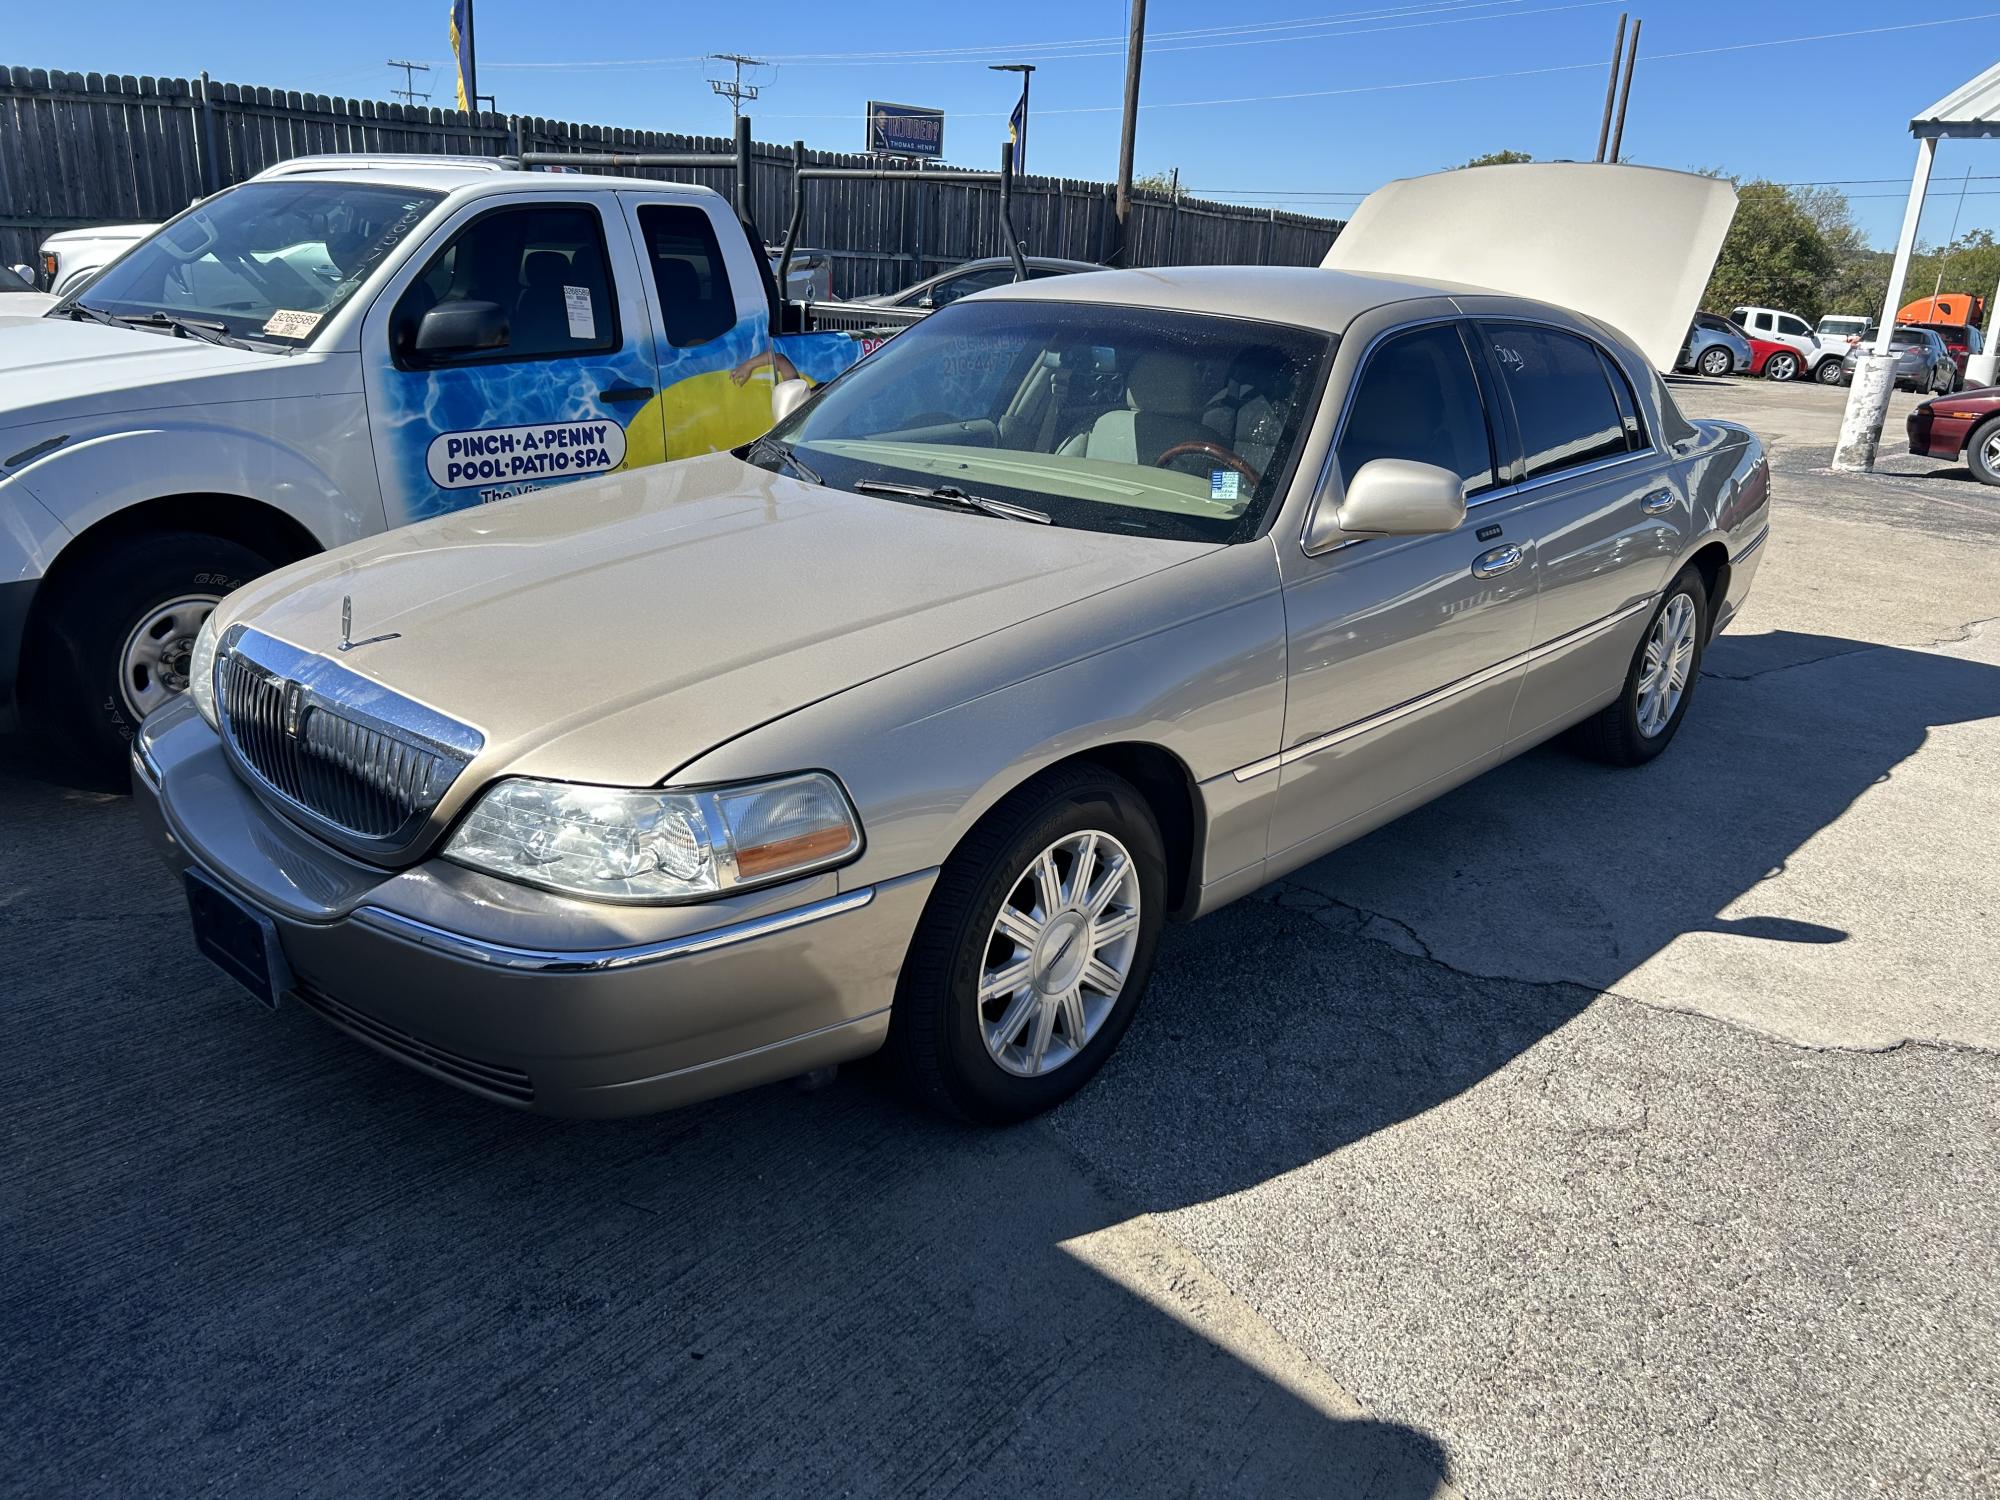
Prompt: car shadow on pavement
<box><xmin>4</xmin><ymin>627</ymin><xmax>1994</xmax><ymax>1496</ymax></box>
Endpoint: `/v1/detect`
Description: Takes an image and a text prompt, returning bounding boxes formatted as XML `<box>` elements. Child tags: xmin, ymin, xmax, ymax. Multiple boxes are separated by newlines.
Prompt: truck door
<box><xmin>360</xmin><ymin>190</ymin><xmax>666</xmax><ymax>526</ymax></box>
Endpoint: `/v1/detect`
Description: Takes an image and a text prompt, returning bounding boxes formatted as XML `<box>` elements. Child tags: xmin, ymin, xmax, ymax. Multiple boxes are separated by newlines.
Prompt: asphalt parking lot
<box><xmin>4</xmin><ymin>375</ymin><xmax>1996</xmax><ymax>1499</ymax></box>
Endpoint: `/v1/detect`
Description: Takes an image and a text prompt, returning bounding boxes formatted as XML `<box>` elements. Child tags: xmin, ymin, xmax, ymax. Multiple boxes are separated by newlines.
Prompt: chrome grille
<box><xmin>216</xmin><ymin>627</ymin><xmax>483</xmax><ymax>860</ymax></box>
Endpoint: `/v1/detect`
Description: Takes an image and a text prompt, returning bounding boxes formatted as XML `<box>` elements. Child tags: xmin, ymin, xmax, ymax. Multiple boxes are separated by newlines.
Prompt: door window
<box><xmin>1335</xmin><ymin>323</ymin><xmax>1496</xmax><ymax>497</ymax></box>
<box><xmin>635</xmin><ymin>204</ymin><xmax>737</xmax><ymax>347</ymax></box>
<box><xmin>393</xmin><ymin>202</ymin><xmax>617</xmax><ymax>367</ymax></box>
<box><xmin>920</xmin><ymin>266</ymin><xmax>1011</xmax><ymax>307</ymax></box>
<box><xmin>1777</xmin><ymin>314</ymin><xmax>1811</xmax><ymax>338</ymax></box>
<box><xmin>1483</xmin><ymin>323</ymin><xmax>1631</xmax><ymax>479</ymax></box>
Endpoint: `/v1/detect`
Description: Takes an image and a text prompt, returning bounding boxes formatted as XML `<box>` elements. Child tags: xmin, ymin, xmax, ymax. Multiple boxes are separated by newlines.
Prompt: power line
<box><xmin>705</xmin><ymin>52</ymin><xmax>767</xmax><ymax>125</ymax></box>
<box><xmin>385</xmin><ymin>58</ymin><xmax>432</xmax><ymax>105</ymax></box>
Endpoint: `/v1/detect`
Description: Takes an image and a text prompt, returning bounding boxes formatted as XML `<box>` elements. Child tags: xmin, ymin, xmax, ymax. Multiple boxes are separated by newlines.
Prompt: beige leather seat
<box><xmin>1068</xmin><ymin>353</ymin><xmax>1218</xmax><ymax>466</ymax></box>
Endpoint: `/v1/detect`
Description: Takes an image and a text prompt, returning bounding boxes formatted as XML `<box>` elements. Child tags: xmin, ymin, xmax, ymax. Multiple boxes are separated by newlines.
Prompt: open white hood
<box><xmin>1321</xmin><ymin>163</ymin><xmax>1737</xmax><ymax>373</ymax></box>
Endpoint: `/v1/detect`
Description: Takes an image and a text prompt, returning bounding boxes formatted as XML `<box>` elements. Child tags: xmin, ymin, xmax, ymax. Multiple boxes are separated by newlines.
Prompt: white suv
<box><xmin>1729</xmin><ymin>306</ymin><xmax>1843</xmax><ymax>384</ymax></box>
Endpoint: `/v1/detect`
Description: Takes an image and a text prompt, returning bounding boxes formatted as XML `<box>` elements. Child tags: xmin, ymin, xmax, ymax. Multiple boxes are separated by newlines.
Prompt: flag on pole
<box><xmin>449</xmin><ymin>0</ymin><xmax>478</xmax><ymax>112</ymax></box>
<box><xmin>1008</xmin><ymin>94</ymin><xmax>1028</xmax><ymax>174</ymax></box>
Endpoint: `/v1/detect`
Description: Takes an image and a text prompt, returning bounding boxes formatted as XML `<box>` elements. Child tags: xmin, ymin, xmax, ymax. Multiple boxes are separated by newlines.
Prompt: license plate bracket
<box><xmin>183</xmin><ymin>867</ymin><xmax>294</xmax><ymax>1009</ymax></box>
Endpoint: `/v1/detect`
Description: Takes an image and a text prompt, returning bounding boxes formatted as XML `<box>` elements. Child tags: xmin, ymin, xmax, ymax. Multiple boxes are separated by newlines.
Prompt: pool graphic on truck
<box><xmin>427</xmin><ymin>420</ymin><xmax>627</xmax><ymax>488</ymax></box>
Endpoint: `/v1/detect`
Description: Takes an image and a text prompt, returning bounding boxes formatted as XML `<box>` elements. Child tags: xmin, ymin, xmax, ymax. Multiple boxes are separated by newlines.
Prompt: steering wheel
<box><xmin>1153</xmin><ymin>440</ymin><xmax>1262</xmax><ymax>491</ymax></box>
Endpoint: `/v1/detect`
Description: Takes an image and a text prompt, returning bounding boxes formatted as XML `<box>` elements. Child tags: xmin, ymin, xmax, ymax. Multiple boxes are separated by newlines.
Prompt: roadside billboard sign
<box><xmin>866</xmin><ymin>101</ymin><xmax>944</xmax><ymax>159</ymax></box>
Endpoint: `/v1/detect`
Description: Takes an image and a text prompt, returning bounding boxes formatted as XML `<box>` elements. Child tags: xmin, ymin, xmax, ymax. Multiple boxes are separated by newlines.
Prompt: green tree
<box><xmin>1460</xmin><ymin>150</ymin><xmax>1533</xmax><ymax>167</ymax></box>
<box><xmin>1702</xmin><ymin>181</ymin><xmax>1838</xmax><ymax>320</ymax></box>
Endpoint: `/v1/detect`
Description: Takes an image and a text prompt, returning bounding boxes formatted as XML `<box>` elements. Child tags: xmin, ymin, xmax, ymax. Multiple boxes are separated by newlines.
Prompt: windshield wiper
<box><xmin>66</xmin><ymin>302</ymin><xmax>139</xmax><ymax>331</ymax></box>
<box><xmin>744</xmin><ymin>433</ymin><xmax>824</xmax><ymax>486</ymax></box>
<box><xmin>118</xmin><ymin>311</ymin><xmax>257</xmax><ymax>351</ymax></box>
<box><xmin>853</xmin><ymin>479</ymin><xmax>1051</xmax><ymax>525</ymax></box>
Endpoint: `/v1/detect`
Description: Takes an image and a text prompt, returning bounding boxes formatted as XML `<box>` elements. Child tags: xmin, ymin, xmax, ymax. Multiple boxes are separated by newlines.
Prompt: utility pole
<box><xmin>1113</xmin><ymin>0</ymin><xmax>1148</xmax><ymax>262</ymax></box>
<box><xmin>386</xmin><ymin>59</ymin><xmax>433</xmax><ymax>107</ymax></box>
<box><xmin>1594</xmin><ymin>14</ymin><xmax>1627</xmax><ymax>162</ymax></box>
<box><xmin>707</xmin><ymin>53</ymin><xmax>766</xmax><ymax>126</ymax></box>
<box><xmin>1607</xmin><ymin>16</ymin><xmax>1641</xmax><ymax>163</ymax></box>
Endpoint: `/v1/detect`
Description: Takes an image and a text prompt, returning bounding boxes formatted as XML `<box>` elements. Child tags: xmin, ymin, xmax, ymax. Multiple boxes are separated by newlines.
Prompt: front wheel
<box><xmin>30</xmin><ymin>530</ymin><xmax>275</xmax><ymax>789</ymax></box>
<box><xmin>888</xmin><ymin>764</ymin><xmax>1166</xmax><ymax>1123</ymax></box>
<box><xmin>1763</xmin><ymin>350</ymin><xmax>1799</xmax><ymax>382</ymax></box>
<box><xmin>1570</xmin><ymin>567</ymin><xmax>1710</xmax><ymax>767</ymax></box>
<box><xmin>1814</xmin><ymin>358</ymin><xmax>1845</xmax><ymax>386</ymax></box>
<box><xmin>1965</xmin><ymin>415</ymin><xmax>2000</xmax><ymax>485</ymax></box>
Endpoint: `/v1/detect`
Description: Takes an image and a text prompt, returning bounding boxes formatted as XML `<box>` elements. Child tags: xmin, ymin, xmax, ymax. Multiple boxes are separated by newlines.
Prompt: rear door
<box><xmin>1465</xmin><ymin>311</ymin><xmax>1687</xmax><ymax>742</ymax></box>
<box><xmin>360</xmin><ymin>189</ymin><xmax>665</xmax><ymax>526</ymax></box>
<box><xmin>1270</xmin><ymin>308</ymin><xmax>1540</xmax><ymax>860</ymax></box>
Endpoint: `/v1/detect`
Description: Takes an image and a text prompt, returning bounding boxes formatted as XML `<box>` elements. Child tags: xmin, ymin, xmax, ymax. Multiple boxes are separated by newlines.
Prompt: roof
<box><xmin>247</xmin><ymin>156</ymin><xmax>722</xmax><ymax>199</ymax></box>
<box><xmin>966</xmin><ymin>263</ymin><xmax>1492</xmax><ymax>334</ymax></box>
<box><xmin>1913</xmin><ymin>61</ymin><xmax>2000</xmax><ymax>139</ymax></box>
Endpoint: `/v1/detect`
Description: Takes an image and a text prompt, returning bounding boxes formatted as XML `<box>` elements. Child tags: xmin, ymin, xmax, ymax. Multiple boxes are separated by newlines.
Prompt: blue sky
<box><xmin>8</xmin><ymin>1</ymin><xmax>1999</xmax><ymax>247</ymax></box>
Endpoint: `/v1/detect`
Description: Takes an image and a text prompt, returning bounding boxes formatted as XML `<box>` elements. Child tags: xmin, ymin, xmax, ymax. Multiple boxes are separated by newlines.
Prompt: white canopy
<box><xmin>1912</xmin><ymin>60</ymin><xmax>2000</xmax><ymax>139</ymax></box>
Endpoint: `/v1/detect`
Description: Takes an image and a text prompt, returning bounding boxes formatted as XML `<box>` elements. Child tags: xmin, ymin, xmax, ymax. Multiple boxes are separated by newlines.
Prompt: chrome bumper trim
<box><xmin>1231</xmin><ymin>595</ymin><xmax>1656</xmax><ymax>782</ymax></box>
<box><xmin>131</xmin><ymin>736</ymin><xmax>162</xmax><ymax>790</ymax></box>
<box><xmin>351</xmin><ymin>877</ymin><xmax>916</xmax><ymax>974</ymax></box>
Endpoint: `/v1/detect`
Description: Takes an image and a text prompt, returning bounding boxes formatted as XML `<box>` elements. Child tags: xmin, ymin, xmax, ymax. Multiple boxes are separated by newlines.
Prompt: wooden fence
<box><xmin>0</xmin><ymin>66</ymin><xmax>1343</xmax><ymax>296</ymax></box>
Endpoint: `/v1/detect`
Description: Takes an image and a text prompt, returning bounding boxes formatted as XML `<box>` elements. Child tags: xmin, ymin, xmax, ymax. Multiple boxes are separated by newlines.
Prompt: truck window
<box><xmin>635</xmin><ymin>204</ymin><xmax>735</xmax><ymax>347</ymax></box>
<box><xmin>394</xmin><ymin>203</ymin><xmax>618</xmax><ymax>367</ymax></box>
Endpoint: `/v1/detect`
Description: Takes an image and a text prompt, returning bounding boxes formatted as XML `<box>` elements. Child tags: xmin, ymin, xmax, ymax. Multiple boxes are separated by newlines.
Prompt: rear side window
<box><xmin>1482</xmin><ymin>323</ymin><xmax>1631</xmax><ymax>480</ymax></box>
<box><xmin>394</xmin><ymin>202</ymin><xmax>617</xmax><ymax>366</ymax></box>
<box><xmin>1776</xmin><ymin>314</ymin><xmax>1811</xmax><ymax>338</ymax></box>
<box><xmin>636</xmin><ymin>204</ymin><xmax>736</xmax><ymax>347</ymax></box>
<box><xmin>1336</xmin><ymin>322</ymin><xmax>1497</xmax><ymax>497</ymax></box>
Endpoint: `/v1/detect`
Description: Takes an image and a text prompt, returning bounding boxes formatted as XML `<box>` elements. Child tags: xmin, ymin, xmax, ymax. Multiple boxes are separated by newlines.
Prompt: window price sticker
<box><xmin>1210</xmin><ymin>469</ymin><xmax>1242</xmax><ymax>501</ymax></box>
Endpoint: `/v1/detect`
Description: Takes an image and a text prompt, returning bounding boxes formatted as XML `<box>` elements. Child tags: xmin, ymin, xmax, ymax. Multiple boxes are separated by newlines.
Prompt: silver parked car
<box><xmin>135</xmin><ymin>181</ymin><xmax>1770</xmax><ymax>1125</ymax></box>
<box><xmin>1677</xmin><ymin>311</ymin><xmax>1752</xmax><ymax>377</ymax></box>
<box><xmin>861</xmin><ymin>254</ymin><xmax>1102</xmax><ymax>309</ymax></box>
<box><xmin>1839</xmin><ymin>324</ymin><xmax>1956</xmax><ymax>393</ymax></box>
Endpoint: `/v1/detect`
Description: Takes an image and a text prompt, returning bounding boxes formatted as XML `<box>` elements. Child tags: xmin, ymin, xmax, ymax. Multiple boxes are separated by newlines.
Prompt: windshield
<box><xmin>67</xmin><ymin>180</ymin><xmax>441</xmax><ymax>347</ymax></box>
<box><xmin>765</xmin><ymin>299</ymin><xmax>1330</xmax><ymax>543</ymax></box>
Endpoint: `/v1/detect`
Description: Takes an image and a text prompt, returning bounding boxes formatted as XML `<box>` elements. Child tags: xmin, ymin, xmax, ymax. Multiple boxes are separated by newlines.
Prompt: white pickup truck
<box><xmin>0</xmin><ymin>155</ymin><xmax>899</xmax><ymax>781</ymax></box>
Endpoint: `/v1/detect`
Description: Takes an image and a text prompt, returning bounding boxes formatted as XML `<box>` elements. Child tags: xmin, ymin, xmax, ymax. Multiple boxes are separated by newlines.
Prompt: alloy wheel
<box><xmin>978</xmin><ymin>829</ymin><xmax>1142</xmax><ymax>1077</ymax></box>
<box><xmin>1636</xmin><ymin>593</ymin><xmax>1698</xmax><ymax>738</ymax></box>
<box><xmin>1767</xmin><ymin>352</ymin><xmax>1797</xmax><ymax>381</ymax></box>
<box><xmin>1700</xmin><ymin>348</ymin><xmax>1730</xmax><ymax>377</ymax></box>
<box><xmin>118</xmin><ymin>594</ymin><xmax>220</xmax><ymax>722</ymax></box>
<box><xmin>1981</xmin><ymin>430</ymin><xmax>2000</xmax><ymax>474</ymax></box>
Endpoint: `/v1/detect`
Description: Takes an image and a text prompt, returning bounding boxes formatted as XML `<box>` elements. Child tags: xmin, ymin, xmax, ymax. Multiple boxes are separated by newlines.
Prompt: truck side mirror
<box><xmin>1304</xmin><ymin>459</ymin><xmax>1466</xmax><ymax>553</ymax></box>
<box><xmin>771</xmin><ymin>378</ymin><xmax>812</xmax><ymax>426</ymax></box>
<box><xmin>7</xmin><ymin>263</ymin><xmax>36</xmax><ymax>288</ymax></box>
<box><xmin>412</xmin><ymin>300</ymin><xmax>509</xmax><ymax>357</ymax></box>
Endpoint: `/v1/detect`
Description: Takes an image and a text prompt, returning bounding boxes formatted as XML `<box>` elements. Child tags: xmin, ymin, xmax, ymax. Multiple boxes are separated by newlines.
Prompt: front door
<box><xmin>361</xmin><ymin>192</ymin><xmax>665</xmax><ymax>526</ymax></box>
<box><xmin>1270</xmin><ymin>316</ymin><xmax>1540</xmax><ymax>865</ymax></box>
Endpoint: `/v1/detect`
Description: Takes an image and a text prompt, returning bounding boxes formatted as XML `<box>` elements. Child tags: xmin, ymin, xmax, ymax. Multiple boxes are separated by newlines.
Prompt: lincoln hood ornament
<box><xmin>337</xmin><ymin>594</ymin><xmax>401</xmax><ymax>653</ymax></box>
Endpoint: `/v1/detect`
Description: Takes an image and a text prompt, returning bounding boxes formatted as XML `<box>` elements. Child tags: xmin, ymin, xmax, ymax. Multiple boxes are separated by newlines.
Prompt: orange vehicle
<box><xmin>1898</xmin><ymin>292</ymin><xmax>1985</xmax><ymax>327</ymax></box>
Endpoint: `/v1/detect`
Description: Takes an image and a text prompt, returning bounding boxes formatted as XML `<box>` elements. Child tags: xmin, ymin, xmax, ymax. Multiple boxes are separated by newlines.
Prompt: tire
<box><xmin>887</xmin><ymin>763</ymin><xmax>1167</xmax><ymax>1124</ymax></box>
<box><xmin>1964</xmin><ymin>415</ymin><xmax>2000</xmax><ymax>485</ymax></box>
<box><xmin>29</xmin><ymin>530</ymin><xmax>274</xmax><ymax>789</ymax></box>
<box><xmin>1697</xmin><ymin>346</ymin><xmax>1732</xmax><ymax>378</ymax></box>
<box><xmin>1814</xmin><ymin>358</ymin><xmax>1845</xmax><ymax>385</ymax></box>
<box><xmin>1763</xmin><ymin>350</ymin><xmax>1799</xmax><ymax>382</ymax></box>
<box><xmin>1570</xmin><ymin>567</ymin><xmax>1710</xmax><ymax>768</ymax></box>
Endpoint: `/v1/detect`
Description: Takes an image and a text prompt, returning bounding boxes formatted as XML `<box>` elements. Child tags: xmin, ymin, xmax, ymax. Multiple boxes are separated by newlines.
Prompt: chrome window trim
<box><xmin>1231</xmin><ymin>594</ymin><xmax>1655</xmax><ymax>781</ymax></box>
<box><xmin>349</xmin><ymin>876</ymin><xmax>917</xmax><ymax>973</ymax></box>
<box><xmin>1300</xmin><ymin>310</ymin><xmax>1662</xmax><ymax>558</ymax></box>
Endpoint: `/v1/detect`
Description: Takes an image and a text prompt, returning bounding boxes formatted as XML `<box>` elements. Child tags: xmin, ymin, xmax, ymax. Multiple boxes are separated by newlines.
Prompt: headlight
<box><xmin>444</xmin><ymin>771</ymin><xmax>862</xmax><ymax>903</ymax></box>
<box><xmin>188</xmin><ymin>613</ymin><xmax>221</xmax><ymax>729</ymax></box>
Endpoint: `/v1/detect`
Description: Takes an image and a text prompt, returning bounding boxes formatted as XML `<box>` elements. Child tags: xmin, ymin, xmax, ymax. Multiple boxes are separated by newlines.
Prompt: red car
<box><xmin>1906</xmin><ymin>387</ymin><xmax>2000</xmax><ymax>483</ymax></box>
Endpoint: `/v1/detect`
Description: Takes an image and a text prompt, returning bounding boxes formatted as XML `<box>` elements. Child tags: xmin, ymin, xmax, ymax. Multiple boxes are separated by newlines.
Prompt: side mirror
<box><xmin>412</xmin><ymin>299</ymin><xmax>508</xmax><ymax>357</ymax></box>
<box><xmin>1305</xmin><ymin>458</ymin><xmax>1467</xmax><ymax>553</ymax></box>
<box><xmin>6</xmin><ymin>263</ymin><xmax>36</xmax><ymax>288</ymax></box>
<box><xmin>771</xmin><ymin>378</ymin><xmax>813</xmax><ymax>426</ymax></box>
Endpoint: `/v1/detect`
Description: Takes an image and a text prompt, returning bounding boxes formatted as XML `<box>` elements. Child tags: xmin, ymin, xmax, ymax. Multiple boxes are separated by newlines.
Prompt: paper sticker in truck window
<box><xmin>564</xmin><ymin>286</ymin><xmax>595</xmax><ymax>341</ymax></box>
<box><xmin>426</xmin><ymin>420</ymin><xmax>627</xmax><ymax>489</ymax></box>
<box><xmin>262</xmin><ymin>309</ymin><xmax>323</xmax><ymax>339</ymax></box>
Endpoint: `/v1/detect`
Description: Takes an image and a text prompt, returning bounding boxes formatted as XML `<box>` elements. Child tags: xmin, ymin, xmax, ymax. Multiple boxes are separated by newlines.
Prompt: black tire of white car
<box><xmin>1764</xmin><ymin>351</ymin><xmax>1798</xmax><ymax>381</ymax></box>
<box><xmin>1572</xmin><ymin>567</ymin><xmax>1710</xmax><ymax>768</ymax></box>
<box><xmin>1965</xmin><ymin>415</ymin><xmax>2000</xmax><ymax>486</ymax></box>
<box><xmin>1814</xmin><ymin>359</ymin><xmax>1845</xmax><ymax>385</ymax></box>
<box><xmin>1699</xmin><ymin>347</ymin><xmax>1732</xmax><ymax>378</ymax></box>
<box><xmin>36</xmin><ymin>531</ymin><xmax>269</xmax><ymax>790</ymax></box>
<box><xmin>889</xmin><ymin>763</ymin><xmax>1167</xmax><ymax>1124</ymax></box>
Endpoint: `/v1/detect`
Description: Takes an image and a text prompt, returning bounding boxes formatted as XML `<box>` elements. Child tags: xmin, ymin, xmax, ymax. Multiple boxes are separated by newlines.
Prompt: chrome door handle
<box><xmin>1641</xmin><ymin>488</ymin><xmax>1676</xmax><ymax>514</ymax></box>
<box><xmin>1471</xmin><ymin>542</ymin><xmax>1524</xmax><ymax>578</ymax></box>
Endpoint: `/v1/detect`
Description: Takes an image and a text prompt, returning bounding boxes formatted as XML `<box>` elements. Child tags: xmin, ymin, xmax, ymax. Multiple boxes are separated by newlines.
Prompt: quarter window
<box><xmin>1483</xmin><ymin>323</ymin><xmax>1631</xmax><ymax>479</ymax></box>
<box><xmin>394</xmin><ymin>202</ymin><xmax>617</xmax><ymax>366</ymax></box>
<box><xmin>1335</xmin><ymin>323</ymin><xmax>1497</xmax><ymax>497</ymax></box>
<box><xmin>636</xmin><ymin>204</ymin><xmax>737</xmax><ymax>347</ymax></box>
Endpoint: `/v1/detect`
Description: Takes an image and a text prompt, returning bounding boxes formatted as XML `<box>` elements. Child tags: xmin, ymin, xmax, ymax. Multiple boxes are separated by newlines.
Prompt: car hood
<box><xmin>0</xmin><ymin>315</ymin><xmax>278</xmax><ymax>425</ymax></box>
<box><xmin>223</xmin><ymin>452</ymin><xmax>1216</xmax><ymax>788</ymax></box>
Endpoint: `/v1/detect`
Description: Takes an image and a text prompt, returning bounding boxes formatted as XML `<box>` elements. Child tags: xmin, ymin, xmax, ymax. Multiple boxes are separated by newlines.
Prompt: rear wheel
<box><xmin>1814</xmin><ymin>358</ymin><xmax>1845</xmax><ymax>385</ymax></box>
<box><xmin>1570</xmin><ymin>567</ymin><xmax>1709</xmax><ymax>768</ymax></box>
<box><xmin>1697</xmin><ymin>346</ymin><xmax>1732</xmax><ymax>378</ymax></box>
<box><xmin>1763</xmin><ymin>350</ymin><xmax>1799</xmax><ymax>382</ymax></box>
<box><xmin>888</xmin><ymin>764</ymin><xmax>1166</xmax><ymax>1123</ymax></box>
<box><xmin>1965</xmin><ymin>415</ymin><xmax>2000</xmax><ymax>485</ymax></box>
<box><xmin>30</xmin><ymin>530</ymin><xmax>275</xmax><ymax>789</ymax></box>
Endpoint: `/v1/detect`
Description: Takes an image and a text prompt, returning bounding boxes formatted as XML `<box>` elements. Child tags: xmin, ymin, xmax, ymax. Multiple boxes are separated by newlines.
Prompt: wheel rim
<box><xmin>1980</xmin><ymin>431</ymin><xmax>2000</xmax><ymax>472</ymax></box>
<box><xmin>1769</xmin><ymin>354</ymin><xmax>1795</xmax><ymax>379</ymax></box>
<box><xmin>118</xmin><ymin>594</ymin><xmax>219</xmax><ymax>722</ymax></box>
<box><xmin>978</xmin><ymin>829</ymin><xmax>1141</xmax><ymax>1078</ymax></box>
<box><xmin>1635</xmin><ymin>592</ymin><xmax>1698</xmax><ymax>738</ymax></box>
<box><xmin>1702</xmin><ymin>349</ymin><xmax>1728</xmax><ymax>375</ymax></box>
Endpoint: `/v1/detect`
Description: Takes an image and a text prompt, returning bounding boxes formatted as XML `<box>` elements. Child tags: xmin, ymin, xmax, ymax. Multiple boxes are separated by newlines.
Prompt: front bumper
<box><xmin>134</xmin><ymin>700</ymin><xmax>937</xmax><ymax>1117</ymax></box>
